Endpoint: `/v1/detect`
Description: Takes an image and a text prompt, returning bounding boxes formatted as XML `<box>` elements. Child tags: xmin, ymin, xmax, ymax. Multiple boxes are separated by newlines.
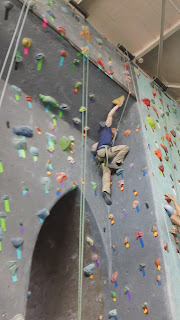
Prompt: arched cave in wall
<box><xmin>26</xmin><ymin>188</ymin><xmax>104</xmax><ymax>320</ymax></box>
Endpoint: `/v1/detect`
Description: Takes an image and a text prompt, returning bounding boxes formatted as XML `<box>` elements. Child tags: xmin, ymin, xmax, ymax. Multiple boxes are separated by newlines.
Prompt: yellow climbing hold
<box><xmin>79</xmin><ymin>106</ymin><xmax>86</xmax><ymax>112</ymax></box>
<box><xmin>112</xmin><ymin>95</ymin><xmax>125</xmax><ymax>105</ymax></box>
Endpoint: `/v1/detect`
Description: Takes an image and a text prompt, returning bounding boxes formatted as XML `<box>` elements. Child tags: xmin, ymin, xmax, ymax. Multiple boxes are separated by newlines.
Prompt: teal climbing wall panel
<box><xmin>135</xmin><ymin>69</ymin><xmax>180</xmax><ymax>319</ymax></box>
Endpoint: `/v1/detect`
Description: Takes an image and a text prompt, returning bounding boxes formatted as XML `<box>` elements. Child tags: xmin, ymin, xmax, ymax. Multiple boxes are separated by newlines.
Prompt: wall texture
<box><xmin>135</xmin><ymin>68</ymin><xmax>180</xmax><ymax>320</ymax></box>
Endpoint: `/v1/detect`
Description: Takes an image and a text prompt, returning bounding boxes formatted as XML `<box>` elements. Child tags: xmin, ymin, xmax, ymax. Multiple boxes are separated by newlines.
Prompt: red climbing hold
<box><xmin>57</xmin><ymin>27</ymin><xmax>66</xmax><ymax>36</ymax></box>
<box><xmin>160</xmin><ymin>144</ymin><xmax>168</xmax><ymax>154</ymax></box>
<box><xmin>170</xmin><ymin>130</ymin><xmax>176</xmax><ymax>138</ymax></box>
<box><xmin>123</xmin><ymin>62</ymin><xmax>129</xmax><ymax>69</ymax></box>
<box><xmin>136</xmin><ymin>232</ymin><xmax>143</xmax><ymax>240</ymax></box>
<box><xmin>142</xmin><ymin>98</ymin><xmax>150</xmax><ymax>110</ymax></box>
<box><xmin>164</xmin><ymin>194</ymin><xmax>171</xmax><ymax>204</ymax></box>
<box><xmin>97</xmin><ymin>58</ymin><xmax>104</xmax><ymax>69</ymax></box>
<box><xmin>152</xmin><ymin>106</ymin><xmax>159</xmax><ymax>117</ymax></box>
<box><xmin>158</xmin><ymin>164</ymin><xmax>165</xmax><ymax>177</ymax></box>
<box><xmin>154</xmin><ymin>148</ymin><xmax>162</xmax><ymax>161</ymax></box>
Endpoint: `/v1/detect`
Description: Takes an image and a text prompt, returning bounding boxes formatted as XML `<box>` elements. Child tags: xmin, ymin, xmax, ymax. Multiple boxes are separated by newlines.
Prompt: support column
<box><xmin>157</xmin><ymin>0</ymin><xmax>166</xmax><ymax>77</ymax></box>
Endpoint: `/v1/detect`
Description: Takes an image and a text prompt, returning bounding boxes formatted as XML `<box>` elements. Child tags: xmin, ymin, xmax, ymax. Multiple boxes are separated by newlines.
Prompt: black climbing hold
<box><xmin>103</xmin><ymin>227</ymin><xmax>106</xmax><ymax>232</ymax></box>
<box><xmin>139</xmin><ymin>264</ymin><xmax>146</xmax><ymax>271</ymax></box>
<box><xmin>145</xmin><ymin>202</ymin><xmax>149</xmax><ymax>209</ymax></box>
<box><xmin>6</xmin><ymin>121</ymin><xmax>10</xmax><ymax>128</ymax></box>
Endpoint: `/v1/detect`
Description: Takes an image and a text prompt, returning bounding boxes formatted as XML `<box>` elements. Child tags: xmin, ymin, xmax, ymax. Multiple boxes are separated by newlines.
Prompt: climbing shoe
<box><xmin>102</xmin><ymin>191</ymin><xmax>112</xmax><ymax>205</ymax></box>
<box><xmin>109</xmin><ymin>163</ymin><xmax>122</xmax><ymax>170</ymax></box>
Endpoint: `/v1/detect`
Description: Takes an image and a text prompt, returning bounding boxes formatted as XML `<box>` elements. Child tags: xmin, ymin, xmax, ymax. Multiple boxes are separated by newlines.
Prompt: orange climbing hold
<box><xmin>154</xmin><ymin>148</ymin><xmax>162</xmax><ymax>161</ymax></box>
<box><xmin>154</xmin><ymin>258</ymin><xmax>161</xmax><ymax>270</ymax></box>
<box><xmin>165</xmin><ymin>133</ymin><xmax>172</xmax><ymax>147</ymax></box>
<box><xmin>124</xmin><ymin>129</ymin><xmax>131</xmax><ymax>136</ymax></box>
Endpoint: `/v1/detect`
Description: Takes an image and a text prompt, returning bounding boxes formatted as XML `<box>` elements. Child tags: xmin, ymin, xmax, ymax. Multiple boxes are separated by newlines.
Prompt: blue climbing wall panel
<box><xmin>135</xmin><ymin>69</ymin><xmax>180</xmax><ymax>319</ymax></box>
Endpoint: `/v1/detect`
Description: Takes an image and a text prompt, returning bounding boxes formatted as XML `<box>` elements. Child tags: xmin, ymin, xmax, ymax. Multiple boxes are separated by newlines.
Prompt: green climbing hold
<box><xmin>58</xmin><ymin>136</ymin><xmax>71</xmax><ymax>151</ymax></box>
<box><xmin>75</xmin><ymin>82</ymin><xmax>82</xmax><ymax>88</ymax></box>
<box><xmin>96</xmin><ymin>38</ymin><xmax>103</xmax><ymax>45</ymax></box>
<box><xmin>91</xmin><ymin>181</ymin><xmax>97</xmax><ymax>191</ymax></box>
<box><xmin>146</xmin><ymin>117</ymin><xmax>156</xmax><ymax>130</ymax></box>
<box><xmin>39</xmin><ymin>94</ymin><xmax>59</xmax><ymax>108</ymax></box>
<box><xmin>111</xmin><ymin>291</ymin><xmax>116</xmax><ymax>299</ymax></box>
<box><xmin>69</xmin><ymin>136</ymin><xmax>75</xmax><ymax>142</ymax></box>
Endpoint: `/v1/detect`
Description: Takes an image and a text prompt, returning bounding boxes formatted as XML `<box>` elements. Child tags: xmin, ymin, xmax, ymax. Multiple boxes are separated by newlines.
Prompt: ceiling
<box><xmin>79</xmin><ymin>0</ymin><xmax>180</xmax><ymax>102</ymax></box>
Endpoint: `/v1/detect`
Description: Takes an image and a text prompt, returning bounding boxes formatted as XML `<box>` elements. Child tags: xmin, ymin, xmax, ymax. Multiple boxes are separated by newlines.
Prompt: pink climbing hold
<box><xmin>56</xmin><ymin>172</ymin><xmax>67</xmax><ymax>183</ymax></box>
<box><xmin>132</xmin><ymin>200</ymin><xmax>139</xmax><ymax>209</ymax></box>
<box><xmin>132</xmin><ymin>200</ymin><xmax>140</xmax><ymax>212</ymax></box>
<box><xmin>152</xmin><ymin>90</ymin><xmax>156</xmax><ymax>98</ymax></box>
<box><xmin>111</xmin><ymin>271</ymin><xmax>118</xmax><ymax>283</ymax></box>
<box><xmin>142</xmin><ymin>98</ymin><xmax>150</xmax><ymax>110</ymax></box>
<box><xmin>158</xmin><ymin>164</ymin><xmax>165</xmax><ymax>177</ymax></box>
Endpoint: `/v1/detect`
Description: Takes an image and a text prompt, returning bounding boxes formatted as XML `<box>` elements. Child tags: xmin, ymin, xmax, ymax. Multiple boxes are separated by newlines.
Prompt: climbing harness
<box><xmin>0</xmin><ymin>0</ymin><xmax>31</xmax><ymax>111</ymax></box>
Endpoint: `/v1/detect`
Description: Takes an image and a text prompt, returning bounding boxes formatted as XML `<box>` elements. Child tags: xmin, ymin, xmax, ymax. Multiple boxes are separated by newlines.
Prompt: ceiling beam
<box><xmin>166</xmin><ymin>83</ymin><xmax>180</xmax><ymax>88</ymax></box>
<box><xmin>134</xmin><ymin>19</ymin><xmax>180</xmax><ymax>59</ymax></box>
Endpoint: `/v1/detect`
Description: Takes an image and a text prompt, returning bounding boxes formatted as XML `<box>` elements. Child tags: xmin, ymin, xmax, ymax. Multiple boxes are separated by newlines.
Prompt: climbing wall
<box><xmin>0</xmin><ymin>0</ymin><xmax>176</xmax><ymax>319</ymax></box>
<box><xmin>134</xmin><ymin>68</ymin><xmax>180</xmax><ymax>319</ymax></box>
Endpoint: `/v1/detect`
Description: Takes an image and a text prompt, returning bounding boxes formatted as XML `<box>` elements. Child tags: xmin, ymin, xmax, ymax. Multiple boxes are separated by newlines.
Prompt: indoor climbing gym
<box><xmin>1</xmin><ymin>0</ymin><xmax>180</xmax><ymax>319</ymax></box>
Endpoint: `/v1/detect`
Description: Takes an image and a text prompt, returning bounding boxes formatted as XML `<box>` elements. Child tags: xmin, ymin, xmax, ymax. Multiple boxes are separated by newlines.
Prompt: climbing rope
<box><xmin>129</xmin><ymin>62</ymin><xmax>180</xmax><ymax>285</ymax></box>
<box><xmin>0</xmin><ymin>0</ymin><xmax>31</xmax><ymax>111</ymax></box>
<box><xmin>112</xmin><ymin>52</ymin><xmax>131</xmax><ymax>146</ymax></box>
<box><xmin>78</xmin><ymin>51</ymin><xmax>89</xmax><ymax>320</ymax></box>
<box><xmin>0</xmin><ymin>0</ymin><xmax>28</xmax><ymax>80</ymax></box>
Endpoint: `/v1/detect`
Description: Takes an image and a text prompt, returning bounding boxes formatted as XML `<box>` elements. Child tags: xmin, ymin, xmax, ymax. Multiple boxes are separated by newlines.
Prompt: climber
<box><xmin>91</xmin><ymin>98</ymin><xmax>129</xmax><ymax>205</ymax></box>
<box><xmin>164</xmin><ymin>194</ymin><xmax>180</xmax><ymax>228</ymax></box>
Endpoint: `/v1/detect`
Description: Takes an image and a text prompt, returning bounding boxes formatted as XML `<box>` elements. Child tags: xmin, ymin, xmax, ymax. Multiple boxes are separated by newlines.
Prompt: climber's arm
<box><xmin>105</xmin><ymin>104</ymin><xmax>122</xmax><ymax>127</ymax></box>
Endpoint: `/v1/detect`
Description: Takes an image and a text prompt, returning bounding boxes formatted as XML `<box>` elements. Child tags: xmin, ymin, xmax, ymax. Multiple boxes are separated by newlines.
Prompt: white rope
<box><xmin>0</xmin><ymin>1</ymin><xmax>31</xmax><ymax>111</ymax></box>
<box><xmin>129</xmin><ymin>62</ymin><xmax>180</xmax><ymax>285</ymax></box>
<box><xmin>0</xmin><ymin>0</ymin><xmax>28</xmax><ymax>80</ymax></box>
